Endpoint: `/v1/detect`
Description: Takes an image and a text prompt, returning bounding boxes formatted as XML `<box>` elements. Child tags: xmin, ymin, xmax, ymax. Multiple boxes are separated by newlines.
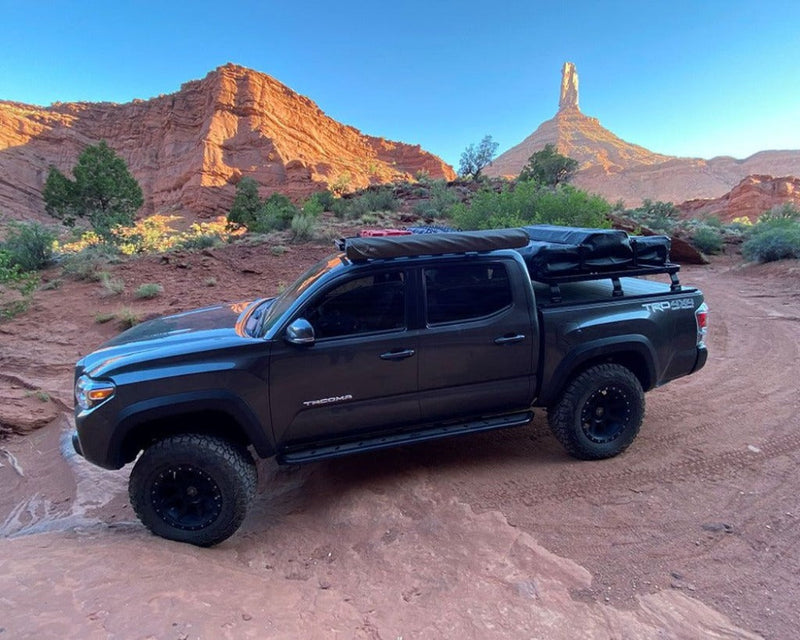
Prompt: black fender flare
<box><xmin>538</xmin><ymin>336</ymin><xmax>658</xmax><ymax>407</ymax></box>
<box><xmin>110</xmin><ymin>390</ymin><xmax>274</xmax><ymax>467</ymax></box>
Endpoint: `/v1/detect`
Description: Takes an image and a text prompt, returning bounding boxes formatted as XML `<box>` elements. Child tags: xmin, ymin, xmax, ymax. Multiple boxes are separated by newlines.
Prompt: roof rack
<box><xmin>534</xmin><ymin>263</ymin><xmax>682</xmax><ymax>303</ymax></box>
<box><xmin>334</xmin><ymin>225</ymin><xmax>681</xmax><ymax>302</ymax></box>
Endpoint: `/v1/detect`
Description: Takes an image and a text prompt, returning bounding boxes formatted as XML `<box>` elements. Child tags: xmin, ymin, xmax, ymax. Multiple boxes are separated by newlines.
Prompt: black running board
<box><xmin>278</xmin><ymin>411</ymin><xmax>533</xmax><ymax>465</ymax></box>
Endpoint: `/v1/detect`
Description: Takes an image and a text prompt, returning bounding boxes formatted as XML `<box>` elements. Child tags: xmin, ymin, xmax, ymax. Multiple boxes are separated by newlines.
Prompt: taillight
<box><xmin>695</xmin><ymin>302</ymin><xmax>708</xmax><ymax>347</ymax></box>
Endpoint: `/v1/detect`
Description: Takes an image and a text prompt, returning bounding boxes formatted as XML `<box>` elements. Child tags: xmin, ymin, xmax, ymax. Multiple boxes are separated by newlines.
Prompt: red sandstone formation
<box><xmin>677</xmin><ymin>174</ymin><xmax>800</xmax><ymax>222</ymax></box>
<box><xmin>0</xmin><ymin>64</ymin><xmax>455</xmax><ymax>222</ymax></box>
<box><xmin>486</xmin><ymin>63</ymin><xmax>800</xmax><ymax>206</ymax></box>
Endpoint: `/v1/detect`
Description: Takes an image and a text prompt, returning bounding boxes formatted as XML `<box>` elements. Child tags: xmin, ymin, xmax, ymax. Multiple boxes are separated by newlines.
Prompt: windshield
<box><xmin>259</xmin><ymin>254</ymin><xmax>345</xmax><ymax>336</ymax></box>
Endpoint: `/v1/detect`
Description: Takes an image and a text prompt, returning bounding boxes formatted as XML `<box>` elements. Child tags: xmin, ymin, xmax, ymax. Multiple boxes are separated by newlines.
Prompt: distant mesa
<box><xmin>0</xmin><ymin>64</ymin><xmax>455</xmax><ymax>222</ymax></box>
<box><xmin>486</xmin><ymin>63</ymin><xmax>800</xmax><ymax>209</ymax></box>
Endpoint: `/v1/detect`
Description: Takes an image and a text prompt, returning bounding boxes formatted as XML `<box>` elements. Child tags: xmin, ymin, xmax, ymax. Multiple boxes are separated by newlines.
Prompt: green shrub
<box><xmin>227</xmin><ymin>177</ymin><xmax>262</xmax><ymax>228</ymax></box>
<box><xmin>691</xmin><ymin>226</ymin><xmax>724</xmax><ymax>254</ymax></box>
<box><xmin>60</xmin><ymin>244</ymin><xmax>122</xmax><ymax>281</ymax></box>
<box><xmin>331</xmin><ymin>172</ymin><xmax>351</xmax><ymax>195</ymax></box>
<box><xmin>362</xmin><ymin>187</ymin><xmax>399</xmax><ymax>212</ymax></box>
<box><xmin>40</xmin><ymin>279</ymin><xmax>62</xmax><ymax>290</ymax></box>
<box><xmin>117</xmin><ymin>307</ymin><xmax>140</xmax><ymax>329</ymax></box>
<box><xmin>43</xmin><ymin>140</ymin><xmax>143</xmax><ymax>240</ymax></box>
<box><xmin>459</xmin><ymin>135</ymin><xmax>498</xmax><ymax>179</ymax></box>
<box><xmin>179</xmin><ymin>233</ymin><xmax>220</xmax><ymax>250</ymax></box>
<box><xmin>303</xmin><ymin>191</ymin><xmax>334</xmax><ymax>217</ymax></box>
<box><xmin>345</xmin><ymin>196</ymin><xmax>372</xmax><ymax>220</ymax></box>
<box><xmin>100</xmin><ymin>272</ymin><xmax>125</xmax><ymax>296</ymax></box>
<box><xmin>338</xmin><ymin>188</ymin><xmax>399</xmax><ymax>221</ymax></box>
<box><xmin>0</xmin><ymin>250</ymin><xmax>39</xmax><ymax>320</ymax></box>
<box><xmin>27</xmin><ymin>389</ymin><xmax>50</xmax><ymax>403</ymax></box>
<box><xmin>742</xmin><ymin>217</ymin><xmax>800</xmax><ymax>263</ymax></box>
<box><xmin>519</xmin><ymin>144</ymin><xmax>578</xmax><ymax>186</ymax></box>
<box><xmin>413</xmin><ymin>180</ymin><xmax>459</xmax><ymax>219</ymax></box>
<box><xmin>1</xmin><ymin>221</ymin><xmax>57</xmax><ymax>271</ymax></box>
<box><xmin>135</xmin><ymin>283</ymin><xmax>163</xmax><ymax>299</ymax></box>
<box><xmin>302</xmin><ymin>195</ymin><xmax>324</xmax><ymax>218</ymax></box>
<box><xmin>625</xmin><ymin>200</ymin><xmax>679</xmax><ymax>233</ymax></box>
<box><xmin>315</xmin><ymin>190</ymin><xmax>335</xmax><ymax>210</ymax></box>
<box><xmin>290</xmin><ymin>213</ymin><xmax>316</xmax><ymax>241</ymax></box>
<box><xmin>761</xmin><ymin>202</ymin><xmax>799</xmax><ymax>222</ymax></box>
<box><xmin>360</xmin><ymin>213</ymin><xmax>380</xmax><ymax>225</ymax></box>
<box><xmin>251</xmin><ymin>194</ymin><xmax>299</xmax><ymax>232</ymax></box>
<box><xmin>451</xmin><ymin>182</ymin><xmax>611</xmax><ymax>230</ymax></box>
<box><xmin>330</xmin><ymin>197</ymin><xmax>349</xmax><ymax>219</ymax></box>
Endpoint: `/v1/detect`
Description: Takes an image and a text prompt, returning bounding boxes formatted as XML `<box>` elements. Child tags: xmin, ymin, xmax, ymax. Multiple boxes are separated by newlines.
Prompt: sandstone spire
<box><xmin>559</xmin><ymin>62</ymin><xmax>579</xmax><ymax>111</ymax></box>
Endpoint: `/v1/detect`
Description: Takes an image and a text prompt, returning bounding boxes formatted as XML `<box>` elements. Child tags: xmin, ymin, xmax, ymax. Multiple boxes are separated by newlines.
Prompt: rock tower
<box><xmin>559</xmin><ymin>62</ymin><xmax>579</xmax><ymax>111</ymax></box>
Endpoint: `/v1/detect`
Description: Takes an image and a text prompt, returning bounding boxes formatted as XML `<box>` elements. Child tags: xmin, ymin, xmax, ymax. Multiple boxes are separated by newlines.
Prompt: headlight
<box><xmin>75</xmin><ymin>375</ymin><xmax>115</xmax><ymax>411</ymax></box>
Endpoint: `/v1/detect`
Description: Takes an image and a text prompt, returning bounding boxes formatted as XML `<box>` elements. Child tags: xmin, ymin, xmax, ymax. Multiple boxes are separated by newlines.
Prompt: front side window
<box><xmin>425</xmin><ymin>263</ymin><xmax>512</xmax><ymax>325</ymax></box>
<box><xmin>303</xmin><ymin>271</ymin><xmax>406</xmax><ymax>339</ymax></box>
<box><xmin>261</xmin><ymin>255</ymin><xmax>345</xmax><ymax>335</ymax></box>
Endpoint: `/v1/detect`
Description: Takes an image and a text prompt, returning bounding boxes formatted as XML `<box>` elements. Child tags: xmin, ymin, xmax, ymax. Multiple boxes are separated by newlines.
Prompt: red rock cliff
<box><xmin>677</xmin><ymin>174</ymin><xmax>800</xmax><ymax>222</ymax></box>
<box><xmin>0</xmin><ymin>64</ymin><xmax>455</xmax><ymax>221</ymax></box>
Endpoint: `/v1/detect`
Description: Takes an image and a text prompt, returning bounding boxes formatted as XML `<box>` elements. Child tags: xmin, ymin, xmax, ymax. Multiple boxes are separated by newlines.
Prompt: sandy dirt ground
<box><xmin>0</xmin><ymin>243</ymin><xmax>798</xmax><ymax>639</ymax></box>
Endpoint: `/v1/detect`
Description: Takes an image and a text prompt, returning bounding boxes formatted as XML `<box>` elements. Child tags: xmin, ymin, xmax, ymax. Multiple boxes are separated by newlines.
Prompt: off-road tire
<box><xmin>548</xmin><ymin>363</ymin><xmax>645</xmax><ymax>460</ymax></box>
<box><xmin>129</xmin><ymin>434</ymin><xmax>257</xmax><ymax>547</ymax></box>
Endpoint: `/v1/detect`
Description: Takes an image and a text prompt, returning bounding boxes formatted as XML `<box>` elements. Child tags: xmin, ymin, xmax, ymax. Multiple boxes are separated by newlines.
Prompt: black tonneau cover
<box><xmin>342</xmin><ymin>228</ymin><xmax>530</xmax><ymax>262</ymax></box>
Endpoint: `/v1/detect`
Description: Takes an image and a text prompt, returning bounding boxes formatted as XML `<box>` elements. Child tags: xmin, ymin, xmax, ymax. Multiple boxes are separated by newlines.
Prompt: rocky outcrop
<box><xmin>486</xmin><ymin>63</ymin><xmax>800</xmax><ymax>206</ymax></box>
<box><xmin>677</xmin><ymin>174</ymin><xmax>800</xmax><ymax>222</ymax></box>
<box><xmin>0</xmin><ymin>64</ymin><xmax>455</xmax><ymax>222</ymax></box>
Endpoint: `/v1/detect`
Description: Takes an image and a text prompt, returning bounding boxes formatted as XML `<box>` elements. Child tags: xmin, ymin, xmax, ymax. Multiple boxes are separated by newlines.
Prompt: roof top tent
<box><xmin>339</xmin><ymin>228</ymin><xmax>530</xmax><ymax>261</ymax></box>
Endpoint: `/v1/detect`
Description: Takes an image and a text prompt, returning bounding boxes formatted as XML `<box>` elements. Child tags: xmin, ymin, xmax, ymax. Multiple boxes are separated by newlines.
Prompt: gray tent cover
<box><xmin>344</xmin><ymin>228</ymin><xmax>530</xmax><ymax>261</ymax></box>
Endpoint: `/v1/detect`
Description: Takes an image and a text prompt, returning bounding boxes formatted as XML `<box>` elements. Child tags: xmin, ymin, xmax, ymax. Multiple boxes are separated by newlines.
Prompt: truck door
<box><xmin>417</xmin><ymin>260</ymin><xmax>535</xmax><ymax>421</ymax></box>
<box><xmin>268</xmin><ymin>268</ymin><xmax>420</xmax><ymax>446</ymax></box>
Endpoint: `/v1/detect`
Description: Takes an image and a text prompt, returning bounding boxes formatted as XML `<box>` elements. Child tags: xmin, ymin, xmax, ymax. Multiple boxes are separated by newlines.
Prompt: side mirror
<box><xmin>285</xmin><ymin>318</ymin><xmax>315</xmax><ymax>345</ymax></box>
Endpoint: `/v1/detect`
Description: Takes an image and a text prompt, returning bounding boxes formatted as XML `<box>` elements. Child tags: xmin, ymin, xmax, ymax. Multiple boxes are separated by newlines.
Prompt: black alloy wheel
<box><xmin>129</xmin><ymin>434</ymin><xmax>257</xmax><ymax>546</ymax></box>
<box><xmin>149</xmin><ymin>464</ymin><xmax>224</xmax><ymax>532</ymax></box>
<box><xmin>548</xmin><ymin>363</ymin><xmax>645</xmax><ymax>460</ymax></box>
<box><xmin>579</xmin><ymin>384</ymin><xmax>633</xmax><ymax>445</ymax></box>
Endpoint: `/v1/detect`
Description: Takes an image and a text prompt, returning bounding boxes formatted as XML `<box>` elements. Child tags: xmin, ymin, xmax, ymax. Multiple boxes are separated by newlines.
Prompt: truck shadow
<box><xmin>242</xmin><ymin>415</ymin><xmax>564</xmax><ymax>534</ymax></box>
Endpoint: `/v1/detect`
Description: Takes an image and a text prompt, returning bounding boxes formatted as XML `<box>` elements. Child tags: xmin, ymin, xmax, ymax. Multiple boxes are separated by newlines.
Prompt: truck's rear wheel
<box><xmin>129</xmin><ymin>434</ymin><xmax>257</xmax><ymax>546</ymax></box>
<box><xmin>548</xmin><ymin>363</ymin><xmax>644</xmax><ymax>460</ymax></box>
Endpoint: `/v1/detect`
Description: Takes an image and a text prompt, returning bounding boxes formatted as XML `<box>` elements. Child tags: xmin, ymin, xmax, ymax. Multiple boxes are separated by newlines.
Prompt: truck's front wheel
<box><xmin>548</xmin><ymin>363</ymin><xmax>644</xmax><ymax>460</ymax></box>
<box><xmin>129</xmin><ymin>434</ymin><xmax>257</xmax><ymax>546</ymax></box>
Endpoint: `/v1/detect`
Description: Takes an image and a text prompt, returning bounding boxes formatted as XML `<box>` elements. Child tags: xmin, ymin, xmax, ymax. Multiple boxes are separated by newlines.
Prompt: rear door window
<box><xmin>424</xmin><ymin>263</ymin><xmax>512</xmax><ymax>325</ymax></box>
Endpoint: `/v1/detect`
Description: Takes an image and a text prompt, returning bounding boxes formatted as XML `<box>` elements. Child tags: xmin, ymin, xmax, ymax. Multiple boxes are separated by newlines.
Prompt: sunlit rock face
<box><xmin>677</xmin><ymin>174</ymin><xmax>800</xmax><ymax>222</ymax></box>
<box><xmin>486</xmin><ymin>63</ymin><xmax>800</xmax><ymax>206</ymax></box>
<box><xmin>559</xmin><ymin>62</ymin><xmax>579</xmax><ymax>111</ymax></box>
<box><xmin>0</xmin><ymin>64</ymin><xmax>455</xmax><ymax>222</ymax></box>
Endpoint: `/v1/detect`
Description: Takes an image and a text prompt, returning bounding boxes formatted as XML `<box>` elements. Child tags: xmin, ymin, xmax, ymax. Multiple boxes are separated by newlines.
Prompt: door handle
<box><xmin>494</xmin><ymin>334</ymin><xmax>525</xmax><ymax>345</ymax></box>
<box><xmin>380</xmin><ymin>349</ymin><xmax>416</xmax><ymax>361</ymax></box>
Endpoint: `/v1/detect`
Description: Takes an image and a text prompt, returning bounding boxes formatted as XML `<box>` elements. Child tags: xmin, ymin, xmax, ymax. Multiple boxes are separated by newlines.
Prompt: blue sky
<box><xmin>2</xmin><ymin>0</ymin><xmax>798</xmax><ymax>168</ymax></box>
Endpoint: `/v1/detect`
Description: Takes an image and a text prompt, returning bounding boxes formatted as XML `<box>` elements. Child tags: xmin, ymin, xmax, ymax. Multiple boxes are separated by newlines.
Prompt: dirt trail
<box><xmin>1</xmin><ymin>248</ymin><xmax>797</xmax><ymax>639</ymax></box>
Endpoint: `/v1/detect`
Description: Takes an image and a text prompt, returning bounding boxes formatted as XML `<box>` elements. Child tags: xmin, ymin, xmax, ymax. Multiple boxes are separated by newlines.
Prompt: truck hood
<box><xmin>78</xmin><ymin>300</ymin><xmax>265</xmax><ymax>377</ymax></box>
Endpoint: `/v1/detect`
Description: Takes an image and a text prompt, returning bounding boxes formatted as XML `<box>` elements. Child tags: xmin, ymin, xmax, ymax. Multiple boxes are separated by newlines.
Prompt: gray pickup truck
<box><xmin>71</xmin><ymin>227</ymin><xmax>708</xmax><ymax>545</ymax></box>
